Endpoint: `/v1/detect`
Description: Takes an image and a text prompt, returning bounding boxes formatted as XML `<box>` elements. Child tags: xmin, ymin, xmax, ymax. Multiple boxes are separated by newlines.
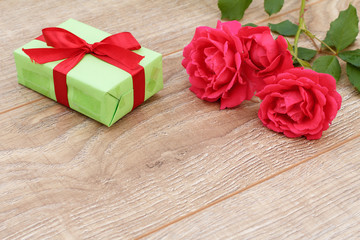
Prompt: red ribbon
<box><xmin>23</xmin><ymin>27</ymin><xmax>145</xmax><ymax>109</ymax></box>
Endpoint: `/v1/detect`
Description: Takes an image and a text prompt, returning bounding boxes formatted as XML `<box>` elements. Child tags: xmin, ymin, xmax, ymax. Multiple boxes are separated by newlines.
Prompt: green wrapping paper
<box><xmin>13</xmin><ymin>19</ymin><xmax>163</xmax><ymax>126</ymax></box>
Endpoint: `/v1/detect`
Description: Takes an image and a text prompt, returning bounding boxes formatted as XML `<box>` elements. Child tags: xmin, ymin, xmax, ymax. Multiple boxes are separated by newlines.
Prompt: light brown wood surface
<box><xmin>146</xmin><ymin>137</ymin><xmax>360</xmax><ymax>239</ymax></box>
<box><xmin>0</xmin><ymin>0</ymin><xmax>359</xmax><ymax>239</ymax></box>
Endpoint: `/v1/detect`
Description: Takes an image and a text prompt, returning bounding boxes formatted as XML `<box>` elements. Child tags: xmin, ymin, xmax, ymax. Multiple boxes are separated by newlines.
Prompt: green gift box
<box><xmin>13</xmin><ymin>19</ymin><xmax>163</xmax><ymax>126</ymax></box>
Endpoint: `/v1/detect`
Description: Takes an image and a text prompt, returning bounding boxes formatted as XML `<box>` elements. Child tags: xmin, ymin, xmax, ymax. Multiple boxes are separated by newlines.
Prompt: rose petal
<box><xmin>259</xmin><ymin>54</ymin><xmax>281</xmax><ymax>74</ymax></box>
<box><xmin>318</xmin><ymin>72</ymin><xmax>337</xmax><ymax>90</ymax></box>
<box><xmin>220</xmin><ymin>77</ymin><xmax>252</xmax><ymax>109</ymax></box>
<box><xmin>283</xmin><ymin>130</ymin><xmax>301</xmax><ymax>138</ymax></box>
<box><xmin>189</xmin><ymin>74</ymin><xmax>208</xmax><ymax>88</ymax></box>
<box><xmin>274</xmin><ymin>98</ymin><xmax>287</xmax><ymax>114</ymax></box>
<box><xmin>189</xmin><ymin>85</ymin><xmax>205</xmax><ymax>99</ymax></box>
<box><xmin>299</xmin><ymin>87</ymin><xmax>314</xmax><ymax>118</ymax></box>
<box><xmin>283</xmin><ymin>90</ymin><xmax>303</xmax><ymax>109</ymax></box>
<box><xmin>324</xmin><ymin>95</ymin><xmax>340</xmax><ymax>121</ymax></box>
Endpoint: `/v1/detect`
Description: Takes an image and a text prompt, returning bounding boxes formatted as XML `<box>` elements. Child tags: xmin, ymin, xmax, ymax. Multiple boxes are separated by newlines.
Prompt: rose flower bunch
<box><xmin>182</xmin><ymin>21</ymin><xmax>342</xmax><ymax>140</ymax></box>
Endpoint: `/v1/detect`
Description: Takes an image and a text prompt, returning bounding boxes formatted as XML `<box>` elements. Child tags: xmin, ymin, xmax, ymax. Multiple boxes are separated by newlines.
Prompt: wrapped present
<box><xmin>13</xmin><ymin>19</ymin><xmax>163</xmax><ymax>126</ymax></box>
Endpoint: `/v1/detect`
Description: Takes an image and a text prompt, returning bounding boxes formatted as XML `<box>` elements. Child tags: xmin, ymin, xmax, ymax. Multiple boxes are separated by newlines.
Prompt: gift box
<box><xmin>13</xmin><ymin>19</ymin><xmax>163</xmax><ymax>126</ymax></box>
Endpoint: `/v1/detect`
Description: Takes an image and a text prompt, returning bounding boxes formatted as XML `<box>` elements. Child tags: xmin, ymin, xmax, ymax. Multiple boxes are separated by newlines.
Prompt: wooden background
<box><xmin>1</xmin><ymin>0</ymin><xmax>360</xmax><ymax>239</ymax></box>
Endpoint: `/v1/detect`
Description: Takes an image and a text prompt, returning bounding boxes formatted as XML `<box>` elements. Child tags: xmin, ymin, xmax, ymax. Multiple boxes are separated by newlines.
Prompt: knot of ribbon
<box><xmin>23</xmin><ymin>27</ymin><xmax>146</xmax><ymax>109</ymax></box>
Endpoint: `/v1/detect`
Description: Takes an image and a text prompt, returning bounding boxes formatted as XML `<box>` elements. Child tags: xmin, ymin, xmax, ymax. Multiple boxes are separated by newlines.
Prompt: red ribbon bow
<box><xmin>23</xmin><ymin>27</ymin><xmax>145</xmax><ymax>109</ymax></box>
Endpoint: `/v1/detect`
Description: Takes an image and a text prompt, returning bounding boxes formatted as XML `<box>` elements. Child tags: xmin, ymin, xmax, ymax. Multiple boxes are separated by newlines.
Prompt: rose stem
<box><xmin>294</xmin><ymin>0</ymin><xmax>337</xmax><ymax>56</ymax></box>
<box><xmin>303</xmin><ymin>29</ymin><xmax>338</xmax><ymax>55</ymax></box>
<box><xmin>294</xmin><ymin>0</ymin><xmax>306</xmax><ymax>57</ymax></box>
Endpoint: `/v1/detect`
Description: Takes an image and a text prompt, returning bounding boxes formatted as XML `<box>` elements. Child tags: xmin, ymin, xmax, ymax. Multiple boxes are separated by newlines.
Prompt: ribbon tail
<box><xmin>35</xmin><ymin>35</ymin><xmax>45</xmax><ymax>41</ymax></box>
<box><xmin>22</xmin><ymin>48</ymin><xmax>83</xmax><ymax>64</ymax></box>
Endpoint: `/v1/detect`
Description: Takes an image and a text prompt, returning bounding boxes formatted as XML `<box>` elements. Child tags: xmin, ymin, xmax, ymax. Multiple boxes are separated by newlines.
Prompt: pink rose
<box><xmin>256</xmin><ymin>68</ymin><xmax>342</xmax><ymax>140</ymax></box>
<box><xmin>182</xmin><ymin>21</ymin><xmax>253</xmax><ymax>109</ymax></box>
<box><xmin>240</xmin><ymin>26</ymin><xmax>294</xmax><ymax>92</ymax></box>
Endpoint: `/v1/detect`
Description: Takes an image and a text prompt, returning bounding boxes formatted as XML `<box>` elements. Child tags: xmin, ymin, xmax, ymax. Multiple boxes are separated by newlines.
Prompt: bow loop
<box><xmin>100</xmin><ymin>32</ymin><xmax>141</xmax><ymax>50</ymax></box>
<box><xmin>42</xmin><ymin>27</ymin><xmax>88</xmax><ymax>48</ymax></box>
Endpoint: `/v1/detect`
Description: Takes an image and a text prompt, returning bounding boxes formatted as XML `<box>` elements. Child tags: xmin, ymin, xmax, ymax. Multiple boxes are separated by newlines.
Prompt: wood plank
<box><xmin>1</xmin><ymin>56</ymin><xmax>360</xmax><ymax>239</ymax></box>
<box><xmin>0</xmin><ymin>0</ymin><xmax>319</xmax><ymax>113</ymax></box>
<box><xmin>144</xmin><ymin>137</ymin><xmax>360</xmax><ymax>239</ymax></box>
<box><xmin>1</xmin><ymin>0</ymin><xmax>359</xmax><ymax>239</ymax></box>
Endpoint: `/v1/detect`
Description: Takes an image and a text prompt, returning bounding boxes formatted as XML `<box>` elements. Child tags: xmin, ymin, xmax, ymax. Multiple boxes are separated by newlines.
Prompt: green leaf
<box><xmin>323</xmin><ymin>4</ymin><xmax>359</xmax><ymax>52</ymax></box>
<box><xmin>264</xmin><ymin>0</ymin><xmax>284</xmax><ymax>16</ymax></box>
<box><xmin>268</xmin><ymin>20</ymin><xmax>298</xmax><ymax>36</ymax></box>
<box><xmin>346</xmin><ymin>63</ymin><xmax>360</xmax><ymax>92</ymax></box>
<box><xmin>293</xmin><ymin>47</ymin><xmax>317</xmax><ymax>65</ymax></box>
<box><xmin>243</xmin><ymin>23</ymin><xmax>257</xmax><ymax>27</ymax></box>
<box><xmin>298</xmin><ymin>47</ymin><xmax>317</xmax><ymax>61</ymax></box>
<box><xmin>312</xmin><ymin>55</ymin><xmax>341</xmax><ymax>81</ymax></box>
<box><xmin>339</xmin><ymin>49</ymin><xmax>360</xmax><ymax>67</ymax></box>
<box><xmin>296</xmin><ymin>58</ymin><xmax>312</xmax><ymax>68</ymax></box>
<box><xmin>285</xmin><ymin>38</ymin><xmax>293</xmax><ymax>52</ymax></box>
<box><xmin>218</xmin><ymin>0</ymin><xmax>253</xmax><ymax>20</ymax></box>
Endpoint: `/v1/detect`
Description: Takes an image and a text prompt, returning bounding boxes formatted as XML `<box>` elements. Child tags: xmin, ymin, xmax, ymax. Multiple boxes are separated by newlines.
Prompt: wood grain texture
<box><xmin>145</xmin><ymin>137</ymin><xmax>360</xmax><ymax>239</ymax></box>
<box><xmin>1</xmin><ymin>0</ymin><xmax>360</xmax><ymax>239</ymax></box>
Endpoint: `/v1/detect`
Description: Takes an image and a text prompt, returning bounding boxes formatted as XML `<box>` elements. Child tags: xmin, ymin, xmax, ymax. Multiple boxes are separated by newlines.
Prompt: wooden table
<box><xmin>1</xmin><ymin>0</ymin><xmax>360</xmax><ymax>239</ymax></box>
